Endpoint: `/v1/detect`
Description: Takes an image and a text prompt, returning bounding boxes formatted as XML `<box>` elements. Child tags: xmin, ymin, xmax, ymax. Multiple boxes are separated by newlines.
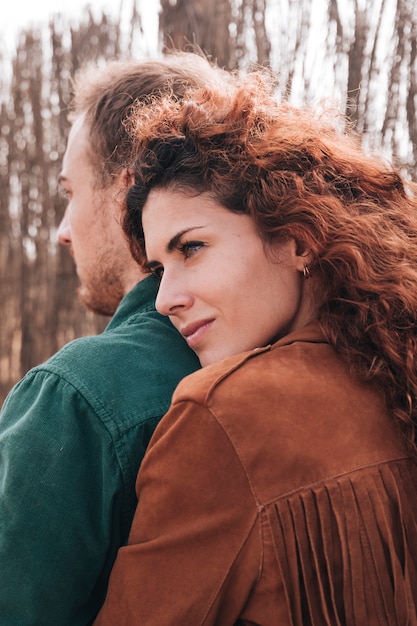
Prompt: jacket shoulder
<box><xmin>172</xmin><ymin>346</ymin><xmax>270</xmax><ymax>406</ymax></box>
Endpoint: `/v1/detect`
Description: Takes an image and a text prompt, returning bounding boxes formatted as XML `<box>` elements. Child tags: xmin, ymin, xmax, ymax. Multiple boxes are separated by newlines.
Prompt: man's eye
<box><xmin>178</xmin><ymin>241</ymin><xmax>204</xmax><ymax>259</ymax></box>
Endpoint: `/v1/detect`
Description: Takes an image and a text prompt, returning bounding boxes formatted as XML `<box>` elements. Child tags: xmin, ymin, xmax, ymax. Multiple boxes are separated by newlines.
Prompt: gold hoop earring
<box><xmin>303</xmin><ymin>264</ymin><xmax>311</xmax><ymax>279</ymax></box>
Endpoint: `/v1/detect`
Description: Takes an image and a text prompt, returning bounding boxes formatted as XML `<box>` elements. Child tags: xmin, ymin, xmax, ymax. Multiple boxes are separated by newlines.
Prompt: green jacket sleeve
<box><xmin>0</xmin><ymin>369</ymin><xmax>124</xmax><ymax>625</ymax></box>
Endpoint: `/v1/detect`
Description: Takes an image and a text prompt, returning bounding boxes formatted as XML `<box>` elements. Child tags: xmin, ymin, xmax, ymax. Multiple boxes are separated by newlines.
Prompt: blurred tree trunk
<box><xmin>346</xmin><ymin>3</ymin><xmax>368</xmax><ymax>127</ymax></box>
<box><xmin>160</xmin><ymin>0</ymin><xmax>235</xmax><ymax>68</ymax></box>
<box><xmin>11</xmin><ymin>32</ymin><xmax>54</xmax><ymax>375</ymax></box>
<box><xmin>159</xmin><ymin>0</ymin><xmax>271</xmax><ymax>69</ymax></box>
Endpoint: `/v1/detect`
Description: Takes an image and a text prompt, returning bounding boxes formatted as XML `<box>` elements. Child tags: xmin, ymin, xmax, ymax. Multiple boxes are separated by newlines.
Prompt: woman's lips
<box><xmin>181</xmin><ymin>319</ymin><xmax>214</xmax><ymax>348</ymax></box>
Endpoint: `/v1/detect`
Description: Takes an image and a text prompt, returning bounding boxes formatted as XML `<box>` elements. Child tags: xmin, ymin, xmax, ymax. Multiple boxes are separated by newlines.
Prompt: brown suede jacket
<box><xmin>95</xmin><ymin>325</ymin><xmax>417</xmax><ymax>625</ymax></box>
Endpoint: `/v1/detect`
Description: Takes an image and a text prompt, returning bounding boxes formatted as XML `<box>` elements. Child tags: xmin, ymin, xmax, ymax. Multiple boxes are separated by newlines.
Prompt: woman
<box><xmin>95</xmin><ymin>74</ymin><xmax>417</xmax><ymax>625</ymax></box>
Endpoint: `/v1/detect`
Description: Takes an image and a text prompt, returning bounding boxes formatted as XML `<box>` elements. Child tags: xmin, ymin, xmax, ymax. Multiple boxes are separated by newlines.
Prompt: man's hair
<box><xmin>70</xmin><ymin>52</ymin><xmax>230</xmax><ymax>186</ymax></box>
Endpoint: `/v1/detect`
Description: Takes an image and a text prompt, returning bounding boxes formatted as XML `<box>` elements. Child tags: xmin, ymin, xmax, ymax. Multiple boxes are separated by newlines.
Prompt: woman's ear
<box><xmin>292</xmin><ymin>245</ymin><xmax>313</xmax><ymax>281</ymax></box>
<box><xmin>268</xmin><ymin>238</ymin><xmax>313</xmax><ymax>276</ymax></box>
<box><xmin>283</xmin><ymin>239</ymin><xmax>312</xmax><ymax>273</ymax></box>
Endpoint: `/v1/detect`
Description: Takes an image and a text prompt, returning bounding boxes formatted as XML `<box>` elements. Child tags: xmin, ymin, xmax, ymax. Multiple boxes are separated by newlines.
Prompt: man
<box><xmin>0</xmin><ymin>54</ymin><xmax>229</xmax><ymax>625</ymax></box>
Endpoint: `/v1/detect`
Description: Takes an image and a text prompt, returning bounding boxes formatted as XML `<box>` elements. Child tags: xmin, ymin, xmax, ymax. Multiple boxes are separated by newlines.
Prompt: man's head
<box><xmin>57</xmin><ymin>53</ymin><xmax>230</xmax><ymax>315</ymax></box>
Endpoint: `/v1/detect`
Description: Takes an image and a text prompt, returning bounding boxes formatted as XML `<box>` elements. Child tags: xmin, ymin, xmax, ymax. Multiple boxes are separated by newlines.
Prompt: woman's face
<box><xmin>143</xmin><ymin>188</ymin><xmax>312</xmax><ymax>366</ymax></box>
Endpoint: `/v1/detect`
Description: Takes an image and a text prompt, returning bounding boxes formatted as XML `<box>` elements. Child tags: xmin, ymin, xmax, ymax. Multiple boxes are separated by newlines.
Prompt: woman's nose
<box><xmin>57</xmin><ymin>211</ymin><xmax>71</xmax><ymax>246</ymax></box>
<box><xmin>155</xmin><ymin>272</ymin><xmax>193</xmax><ymax>317</ymax></box>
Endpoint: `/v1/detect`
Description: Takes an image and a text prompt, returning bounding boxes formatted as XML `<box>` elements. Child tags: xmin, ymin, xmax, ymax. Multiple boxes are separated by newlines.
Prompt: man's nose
<box><xmin>57</xmin><ymin>211</ymin><xmax>71</xmax><ymax>246</ymax></box>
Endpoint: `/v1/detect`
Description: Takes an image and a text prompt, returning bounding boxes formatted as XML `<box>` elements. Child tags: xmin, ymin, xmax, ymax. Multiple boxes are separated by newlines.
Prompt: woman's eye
<box><xmin>149</xmin><ymin>265</ymin><xmax>164</xmax><ymax>279</ymax></box>
<box><xmin>178</xmin><ymin>241</ymin><xmax>204</xmax><ymax>259</ymax></box>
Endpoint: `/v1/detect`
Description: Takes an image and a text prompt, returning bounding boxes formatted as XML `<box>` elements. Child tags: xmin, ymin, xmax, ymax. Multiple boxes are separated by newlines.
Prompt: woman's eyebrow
<box><xmin>166</xmin><ymin>226</ymin><xmax>205</xmax><ymax>252</ymax></box>
<box><xmin>146</xmin><ymin>226</ymin><xmax>206</xmax><ymax>269</ymax></box>
<box><xmin>167</xmin><ymin>229</ymin><xmax>192</xmax><ymax>252</ymax></box>
<box><xmin>145</xmin><ymin>231</ymin><xmax>188</xmax><ymax>271</ymax></box>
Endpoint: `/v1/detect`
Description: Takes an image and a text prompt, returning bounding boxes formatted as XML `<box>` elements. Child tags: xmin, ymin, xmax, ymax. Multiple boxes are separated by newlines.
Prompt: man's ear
<box><xmin>121</xmin><ymin>167</ymin><xmax>135</xmax><ymax>188</ymax></box>
<box><xmin>113</xmin><ymin>168</ymin><xmax>135</xmax><ymax>219</ymax></box>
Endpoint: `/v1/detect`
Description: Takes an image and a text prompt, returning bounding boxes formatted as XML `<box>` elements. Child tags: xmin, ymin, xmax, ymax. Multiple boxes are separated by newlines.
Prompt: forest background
<box><xmin>1</xmin><ymin>0</ymin><xmax>416</xmax><ymax>403</ymax></box>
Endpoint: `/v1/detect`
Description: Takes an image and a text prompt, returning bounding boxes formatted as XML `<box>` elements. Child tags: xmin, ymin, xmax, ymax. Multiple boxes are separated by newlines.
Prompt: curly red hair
<box><xmin>125</xmin><ymin>73</ymin><xmax>417</xmax><ymax>450</ymax></box>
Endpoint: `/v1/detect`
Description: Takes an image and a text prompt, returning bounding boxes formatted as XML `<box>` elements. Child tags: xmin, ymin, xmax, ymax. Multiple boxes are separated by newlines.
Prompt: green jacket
<box><xmin>0</xmin><ymin>275</ymin><xmax>200</xmax><ymax>625</ymax></box>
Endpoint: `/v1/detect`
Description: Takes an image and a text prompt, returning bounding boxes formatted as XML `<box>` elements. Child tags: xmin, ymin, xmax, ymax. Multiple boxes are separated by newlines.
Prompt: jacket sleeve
<box><xmin>0</xmin><ymin>369</ymin><xmax>124</xmax><ymax>625</ymax></box>
<box><xmin>94</xmin><ymin>397</ymin><xmax>261</xmax><ymax>626</ymax></box>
